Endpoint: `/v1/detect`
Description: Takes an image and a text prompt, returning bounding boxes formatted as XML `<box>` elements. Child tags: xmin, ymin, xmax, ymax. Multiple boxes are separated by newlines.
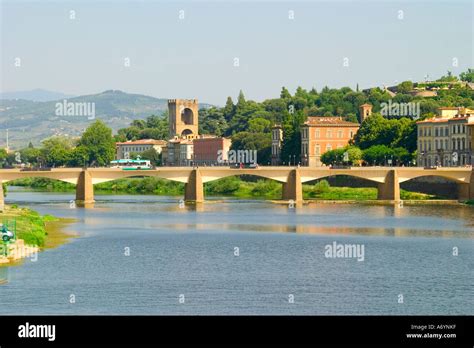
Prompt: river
<box><xmin>0</xmin><ymin>188</ymin><xmax>473</xmax><ymax>315</ymax></box>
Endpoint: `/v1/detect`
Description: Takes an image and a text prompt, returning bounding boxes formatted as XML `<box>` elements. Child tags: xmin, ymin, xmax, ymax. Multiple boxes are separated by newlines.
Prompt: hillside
<box><xmin>0</xmin><ymin>90</ymin><xmax>210</xmax><ymax>148</ymax></box>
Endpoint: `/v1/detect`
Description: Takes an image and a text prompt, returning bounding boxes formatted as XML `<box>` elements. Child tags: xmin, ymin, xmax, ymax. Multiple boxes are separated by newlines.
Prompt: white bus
<box><xmin>110</xmin><ymin>158</ymin><xmax>152</xmax><ymax>170</ymax></box>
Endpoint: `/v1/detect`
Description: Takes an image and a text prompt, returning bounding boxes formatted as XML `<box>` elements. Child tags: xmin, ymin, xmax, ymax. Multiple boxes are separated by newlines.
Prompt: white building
<box><xmin>417</xmin><ymin>107</ymin><xmax>474</xmax><ymax>166</ymax></box>
<box><xmin>115</xmin><ymin>139</ymin><xmax>167</xmax><ymax>160</ymax></box>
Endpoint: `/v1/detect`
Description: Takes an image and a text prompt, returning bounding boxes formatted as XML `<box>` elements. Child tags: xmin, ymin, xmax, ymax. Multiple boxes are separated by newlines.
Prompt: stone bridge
<box><xmin>0</xmin><ymin>167</ymin><xmax>473</xmax><ymax>209</ymax></box>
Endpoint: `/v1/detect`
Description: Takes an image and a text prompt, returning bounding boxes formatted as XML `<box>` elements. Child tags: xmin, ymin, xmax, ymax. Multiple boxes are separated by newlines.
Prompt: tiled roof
<box><xmin>116</xmin><ymin>139</ymin><xmax>167</xmax><ymax>145</ymax></box>
<box><xmin>417</xmin><ymin>116</ymin><xmax>473</xmax><ymax>124</ymax></box>
<box><xmin>304</xmin><ymin>117</ymin><xmax>360</xmax><ymax>127</ymax></box>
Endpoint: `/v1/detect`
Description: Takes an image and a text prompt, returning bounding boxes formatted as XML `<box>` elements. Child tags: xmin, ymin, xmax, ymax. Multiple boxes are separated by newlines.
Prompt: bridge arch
<box><xmin>2</xmin><ymin>173</ymin><xmax>79</xmax><ymax>185</ymax></box>
<box><xmin>398</xmin><ymin>172</ymin><xmax>470</xmax><ymax>184</ymax></box>
<box><xmin>300</xmin><ymin>172</ymin><xmax>383</xmax><ymax>185</ymax></box>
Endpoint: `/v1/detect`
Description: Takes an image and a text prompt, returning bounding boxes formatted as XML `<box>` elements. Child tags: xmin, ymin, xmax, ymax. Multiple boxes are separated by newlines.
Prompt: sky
<box><xmin>1</xmin><ymin>0</ymin><xmax>473</xmax><ymax>105</ymax></box>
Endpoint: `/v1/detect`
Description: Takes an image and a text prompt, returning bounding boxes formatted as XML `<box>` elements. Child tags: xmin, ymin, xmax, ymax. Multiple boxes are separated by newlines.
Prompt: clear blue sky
<box><xmin>1</xmin><ymin>0</ymin><xmax>472</xmax><ymax>105</ymax></box>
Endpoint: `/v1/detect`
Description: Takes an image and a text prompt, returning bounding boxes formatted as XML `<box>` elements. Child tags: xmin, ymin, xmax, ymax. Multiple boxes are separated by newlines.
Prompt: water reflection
<box><xmin>155</xmin><ymin>222</ymin><xmax>473</xmax><ymax>238</ymax></box>
<box><xmin>0</xmin><ymin>267</ymin><xmax>8</xmax><ymax>285</ymax></box>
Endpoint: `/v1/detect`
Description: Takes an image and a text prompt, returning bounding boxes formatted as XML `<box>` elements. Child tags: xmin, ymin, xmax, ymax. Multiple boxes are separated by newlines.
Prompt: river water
<box><xmin>0</xmin><ymin>189</ymin><xmax>473</xmax><ymax>315</ymax></box>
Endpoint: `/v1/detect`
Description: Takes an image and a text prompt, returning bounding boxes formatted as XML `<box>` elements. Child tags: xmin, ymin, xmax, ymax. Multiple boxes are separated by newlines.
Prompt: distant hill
<box><xmin>0</xmin><ymin>90</ymin><xmax>212</xmax><ymax>148</ymax></box>
<box><xmin>0</xmin><ymin>89</ymin><xmax>76</xmax><ymax>102</ymax></box>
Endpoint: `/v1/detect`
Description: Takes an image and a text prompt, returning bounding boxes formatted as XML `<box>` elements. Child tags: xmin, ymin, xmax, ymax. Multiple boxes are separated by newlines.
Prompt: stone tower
<box><xmin>359</xmin><ymin>103</ymin><xmax>373</xmax><ymax>123</ymax></box>
<box><xmin>168</xmin><ymin>99</ymin><xmax>199</xmax><ymax>139</ymax></box>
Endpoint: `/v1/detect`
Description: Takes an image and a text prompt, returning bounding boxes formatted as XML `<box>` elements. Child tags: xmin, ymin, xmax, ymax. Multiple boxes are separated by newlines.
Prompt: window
<box><xmin>445</xmin><ymin>139</ymin><xmax>448</xmax><ymax>150</ymax></box>
<box><xmin>338</xmin><ymin>130</ymin><xmax>343</xmax><ymax>138</ymax></box>
<box><xmin>326</xmin><ymin>144</ymin><xmax>332</xmax><ymax>151</ymax></box>
<box><xmin>315</xmin><ymin>144</ymin><xmax>321</xmax><ymax>155</ymax></box>
<box><xmin>315</xmin><ymin>129</ymin><xmax>320</xmax><ymax>138</ymax></box>
<box><xmin>445</xmin><ymin>127</ymin><xmax>448</xmax><ymax>136</ymax></box>
<box><xmin>327</xmin><ymin>130</ymin><xmax>332</xmax><ymax>138</ymax></box>
<box><xmin>349</xmin><ymin>130</ymin><xmax>354</xmax><ymax>138</ymax></box>
<box><xmin>435</xmin><ymin>139</ymin><xmax>439</xmax><ymax>150</ymax></box>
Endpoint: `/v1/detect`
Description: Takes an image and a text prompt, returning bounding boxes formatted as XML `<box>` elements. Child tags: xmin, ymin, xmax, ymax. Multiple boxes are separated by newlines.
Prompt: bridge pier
<box><xmin>185</xmin><ymin>169</ymin><xmax>204</xmax><ymax>202</ymax></box>
<box><xmin>377</xmin><ymin>170</ymin><xmax>400</xmax><ymax>201</ymax></box>
<box><xmin>75</xmin><ymin>170</ymin><xmax>95</xmax><ymax>206</ymax></box>
<box><xmin>457</xmin><ymin>171</ymin><xmax>474</xmax><ymax>201</ymax></box>
<box><xmin>282</xmin><ymin>169</ymin><xmax>303</xmax><ymax>202</ymax></box>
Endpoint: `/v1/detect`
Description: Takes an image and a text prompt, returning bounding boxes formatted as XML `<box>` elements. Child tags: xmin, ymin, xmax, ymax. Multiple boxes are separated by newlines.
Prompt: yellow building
<box><xmin>416</xmin><ymin>107</ymin><xmax>474</xmax><ymax>166</ymax></box>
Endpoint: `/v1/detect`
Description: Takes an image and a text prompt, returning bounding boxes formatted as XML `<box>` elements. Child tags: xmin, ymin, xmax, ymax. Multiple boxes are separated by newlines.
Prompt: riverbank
<box><xmin>10</xmin><ymin>177</ymin><xmax>441</xmax><ymax>201</ymax></box>
<box><xmin>0</xmin><ymin>205</ymin><xmax>74</xmax><ymax>266</ymax></box>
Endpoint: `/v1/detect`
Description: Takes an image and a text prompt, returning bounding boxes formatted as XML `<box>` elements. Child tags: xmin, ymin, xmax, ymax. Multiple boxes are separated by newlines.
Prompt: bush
<box><xmin>312</xmin><ymin>180</ymin><xmax>330</xmax><ymax>194</ymax></box>
<box><xmin>206</xmin><ymin>177</ymin><xmax>241</xmax><ymax>195</ymax></box>
<box><xmin>251</xmin><ymin>180</ymin><xmax>280</xmax><ymax>197</ymax></box>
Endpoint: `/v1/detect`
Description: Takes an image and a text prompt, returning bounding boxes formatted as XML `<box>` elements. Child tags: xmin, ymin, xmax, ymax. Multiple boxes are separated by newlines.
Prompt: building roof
<box><xmin>359</xmin><ymin>103</ymin><xmax>372</xmax><ymax>107</ymax></box>
<box><xmin>116</xmin><ymin>139</ymin><xmax>167</xmax><ymax>145</ymax></box>
<box><xmin>417</xmin><ymin>116</ymin><xmax>473</xmax><ymax>124</ymax></box>
<box><xmin>303</xmin><ymin>116</ymin><xmax>360</xmax><ymax>127</ymax></box>
<box><xmin>193</xmin><ymin>136</ymin><xmax>230</xmax><ymax>143</ymax></box>
<box><xmin>416</xmin><ymin>118</ymin><xmax>450</xmax><ymax>124</ymax></box>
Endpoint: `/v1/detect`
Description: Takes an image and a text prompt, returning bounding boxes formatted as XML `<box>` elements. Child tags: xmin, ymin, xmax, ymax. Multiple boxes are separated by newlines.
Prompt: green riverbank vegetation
<box><xmin>9</xmin><ymin>177</ymin><xmax>440</xmax><ymax>201</ymax></box>
<box><xmin>0</xmin><ymin>205</ymin><xmax>60</xmax><ymax>247</ymax></box>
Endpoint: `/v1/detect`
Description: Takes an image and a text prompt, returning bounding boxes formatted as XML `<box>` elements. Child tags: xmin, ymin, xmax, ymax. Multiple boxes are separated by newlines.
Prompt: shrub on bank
<box><xmin>205</xmin><ymin>177</ymin><xmax>241</xmax><ymax>195</ymax></box>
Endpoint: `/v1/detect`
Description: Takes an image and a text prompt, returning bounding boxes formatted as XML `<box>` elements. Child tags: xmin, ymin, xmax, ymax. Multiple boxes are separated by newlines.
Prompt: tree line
<box><xmin>3</xmin><ymin>69</ymin><xmax>473</xmax><ymax>168</ymax></box>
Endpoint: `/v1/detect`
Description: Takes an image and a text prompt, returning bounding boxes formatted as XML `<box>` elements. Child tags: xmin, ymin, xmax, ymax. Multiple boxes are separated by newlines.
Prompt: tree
<box><xmin>0</xmin><ymin>148</ymin><xmax>8</xmax><ymax>168</ymax></box>
<box><xmin>223</xmin><ymin>97</ymin><xmax>235</xmax><ymax>122</ymax></box>
<box><xmin>392</xmin><ymin>147</ymin><xmax>412</xmax><ymax>165</ymax></box>
<box><xmin>230</xmin><ymin>131</ymin><xmax>272</xmax><ymax>165</ymax></box>
<box><xmin>68</xmin><ymin>145</ymin><xmax>90</xmax><ymax>167</ymax></box>
<box><xmin>280</xmin><ymin>87</ymin><xmax>291</xmax><ymax>99</ymax></box>
<box><xmin>199</xmin><ymin>107</ymin><xmax>227</xmax><ymax>136</ymax></box>
<box><xmin>320</xmin><ymin>146</ymin><xmax>362</xmax><ymax>166</ymax></box>
<box><xmin>362</xmin><ymin>145</ymin><xmax>394</xmax><ymax>165</ymax></box>
<box><xmin>321</xmin><ymin>148</ymin><xmax>345</xmax><ymax>165</ymax></box>
<box><xmin>353</xmin><ymin>114</ymin><xmax>390</xmax><ymax>149</ymax></box>
<box><xmin>248</xmin><ymin>118</ymin><xmax>271</xmax><ymax>133</ymax></box>
<box><xmin>397</xmin><ymin>81</ymin><xmax>414</xmax><ymax>94</ymax></box>
<box><xmin>40</xmin><ymin>137</ymin><xmax>73</xmax><ymax>167</ymax></box>
<box><xmin>77</xmin><ymin>120</ymin><xmax>115</xmax><ymax>167</ymax></box>
<box><xmin>437</xmin><ymin>71</ymin><xmax>458</xmax><ymax>82</ymax></box>
<box><xmin>134</xmin><ymin>148</ymin><xmax>160</xmax><ymax>166</ymax></box>
<box><xmin>130</xmin><ymin>119</ymin><xmax>146</xmax><ymax>129</ymax></box>
<box><xmin>145</xmin><ymin>115</ymin><xmax>163</xmax><ymax>128</ymax></box>
<box><xmin>459</xmin><ymin>68</ymin><xmax>474</xmax><ymax>83</ymax></box>
<box><xmin>20</xmin><ymin>147</ymin><xmax>41</xmax><ymax>165</ymax></box>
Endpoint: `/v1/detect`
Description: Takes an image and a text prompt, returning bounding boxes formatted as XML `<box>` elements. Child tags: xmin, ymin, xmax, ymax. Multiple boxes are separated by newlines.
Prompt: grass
<box><xmin>0</xmin><ymin>205</ymin><xmax>60</xmax><ymax>247</ymax></box>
